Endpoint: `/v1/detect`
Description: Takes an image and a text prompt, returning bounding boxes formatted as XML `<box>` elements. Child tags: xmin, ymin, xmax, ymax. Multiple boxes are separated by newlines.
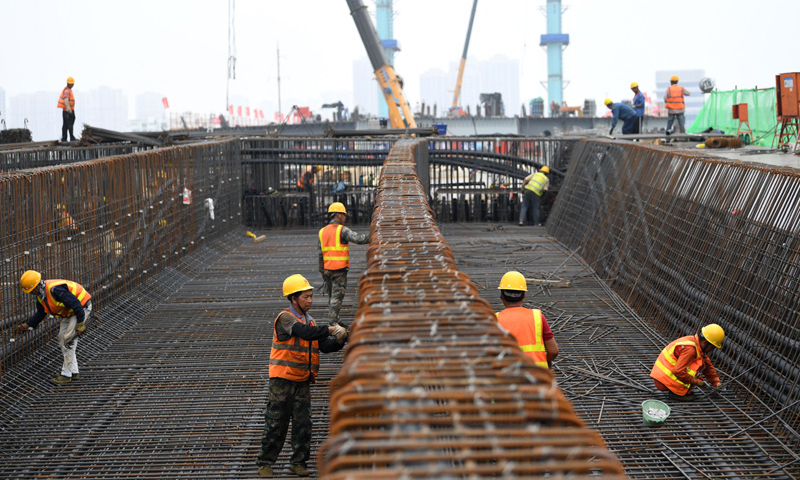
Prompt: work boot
<box><xmin>257</xmin><ymin>465</ymin><xmax>273</xmax><ymax>476</ymax></box>
<box><xmin>76</xmin><ymin>322</ymin><xmax>86</xmax><ymax>335</ymax></box>
<box><xmin>71</xmin><ymin>373</ymin><xmax>80</xmax><ymax>381</ymax></box>
<box><xmin>518</xmin><ymin>222</ymin><xmax>524</xmax><ymax>226</ymax></box>
<box><xmin>50</xmin><ymin>374</ymin><xmax>72</xmax><ymax>385</ymax></box>
<box><xmin>290</xmin><ymin>463</ymin><xmax>310</xmax><ymax>477</ymax></box>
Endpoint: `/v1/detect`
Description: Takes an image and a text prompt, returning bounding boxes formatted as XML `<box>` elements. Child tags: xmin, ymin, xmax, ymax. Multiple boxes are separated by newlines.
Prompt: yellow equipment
<box><xmin>701</xmin><ymin>324</ymin><xmax>725</xmax><ymax>348</ymax></box>
<box><xmin>540</xmin><ymin>166</ymin><xmax>550</xmax><ymax>173</ymax></box>
<box><xmin>670</xmin><ymin>75</ymin><xmax>679</xmax><ymax>82</ymax></box>
<box><xmin>328</xmin><ymin>202</ymin><xmax>347</xmax><ymax>215</ymax></box>
<box><xmin>451</xmin><ymin>0</ymin><xmax>479</xmax><ymax>117</ymax></box>
<box><xmin>604</xmin><ymin>98</ymin><xmax>613</xmax><ymax>106</ymax></box>
<box><xmin>20</xmin><ymin>270</ymin><xmax>42</xmax><ymax>294</ymax></box>
<box><xmin>283</xmin><ymin>274</ymin><xmax>314</xmax><ymax>297</ymax></box>
<box><xmin>246</xmin><ymin>231</ymin><xmax>266</xmax><ymax>243</ymax></box>
<box><xmin>67</xmin><ymin>76</ymin><xmax>75</xmax><ymax>84</ymax></box>
<box><xmin>346</xmin><ymin>0</ymin><xmax>416</xmax><ymax>129</ymax></box>
<box><xmin>498</xmin><ymin>271</ymin><xmax>527</xmax><ymax>291</ymax></box>
<box><xmin>630</xmin><ymin>82</ymin><xmax>638</xmax><ymax>88</ymax></box>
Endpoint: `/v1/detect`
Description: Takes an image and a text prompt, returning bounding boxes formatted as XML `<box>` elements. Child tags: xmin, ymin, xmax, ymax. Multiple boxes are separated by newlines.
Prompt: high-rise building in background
<box><xmin>655</xmin><ymin>69</ymin><xmax>705</xmax><ymax>125</ymax></box>
<box><xmin>9</xmin><ymin>91</ymin><xmax>60</xmax><ymax>140</ymax></box>
<box><xmin>353</xmin><ymin>58</ymin><xmax>379</xmax><ymax>117</ymax></box>
<box><xmin>419</xmin><ymin>55</ymin><xmax>519</xmax><ymax>117</ymax></box>
<box><xmin>130</xmin><ymin>92</ymin><xmax>167</xmax><ymax>132</ymax></box>
<box><xmin>82</xmin><ymin>86</ymin><xmax>128</xmax><ymax>133</ymax></box>
<box><xmin>0</xmin><ymin>87</ymin><xmax>6</xmax><ymax>126</ymax></box>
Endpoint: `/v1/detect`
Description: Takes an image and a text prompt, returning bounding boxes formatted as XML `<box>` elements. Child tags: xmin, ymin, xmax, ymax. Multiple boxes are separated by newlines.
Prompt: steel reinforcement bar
<box><xmin>547</xmin><ymin>140</ymin><xmax>800</xmax><ymax>446</ymax></box>
<box><xmin>0</xmin><ymin>140</ymin><xmax>242</xmax><ymax>380</ymax></box>
<box><xmin>318</xmin><ymin>138</ymin><xmax>628</xmax><ymax>479</ymax></box>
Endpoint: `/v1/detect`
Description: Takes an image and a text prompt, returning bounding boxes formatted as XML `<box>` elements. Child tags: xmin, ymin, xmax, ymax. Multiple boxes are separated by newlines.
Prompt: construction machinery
<box><xmin>346</xmin><ymin>0</ymin><xmax>416</xmax><ymax>129</ymax></box>
<box><xmin>322</xmin><ymin>101</ymin><xmax>346</xmax><ymax>122</ymax></box>
<box><xmin>450</xmin><ymin>0</ymin><xmax>479</xmax><ymax>118</ymax></box>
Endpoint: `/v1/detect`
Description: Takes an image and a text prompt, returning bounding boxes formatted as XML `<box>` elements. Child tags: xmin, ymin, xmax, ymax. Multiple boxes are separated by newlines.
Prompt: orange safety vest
<box><xmin>665</xmin><ymin>84</ymin><xmax>685</xmax><ymax>110</ymax></box>
<box><xmin>269</xmin><ymin>308</ymin><xmax>320</xmax><ymax>382</ymax></box>
<box><xmin>319</xmin><ymin>223</ymin><xmax>349</xmax><ymax>270</ymax></box>
<box><xmin>39</xmin><ymin>280</ymin><xmax>91</xmax><ymax>318</ymax></box>
<box><xmin>650</xmin><ymin>334</ymin><xmax>704</xmax><ymax>396</ymax></box>
<box><xmin>496</xmin><ymin>307</ymin><xmax>548</xmax><ymax>368</ymax></box>
<box><xmin>57</xmin><ymin>87</ymin><xmax>75</xmax><ymax>110</ymax></box>
<box><xmin>297</xmin><ymin>170</ymin><xmax>314</xmax><ymax>189</ymax></box>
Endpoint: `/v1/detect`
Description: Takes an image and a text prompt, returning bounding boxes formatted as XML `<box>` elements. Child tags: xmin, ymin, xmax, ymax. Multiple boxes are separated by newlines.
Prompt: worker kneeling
<box><xmin>495</xmin><ymin>271</ymin><xmax>558</xmax><ymax>369</ymax></box>
<box><xmin>650</xmin><ymin>324</ymin><xmax>724</xmax><ymax>401</ymax></box>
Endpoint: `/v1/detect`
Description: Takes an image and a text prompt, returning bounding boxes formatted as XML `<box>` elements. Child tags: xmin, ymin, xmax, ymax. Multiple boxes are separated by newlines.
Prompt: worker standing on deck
<box><xmin>650</xmin><ymin>324</ymin><xmax>724</xmax><ymax>401</ymax></box>
<box><xmin>57</xmin><ymin>77</ymin><xmax>77</xmax><ymax>142</ymax></box>
<box><xmin>15</xmin><ymin>270</ymin><xmax>92</xmax><ymax>385</ymax></box>
<box><xmin>297</xmin><ymin>165</ymin><xmax>319</xmax><ymax>221</ymax></box>
<box><xmin>319</xmin><ymin>202</ymin><xmax>369</xmax><ymax>327</ymax></box>
<box><xmin>665</xmin><ymin>75</ymin><xmax>691</xmax><ymax>134</ymax></box>
<box><xmin>631</xmin><ymin>82</ymin><xmax>645</xmax><ymax>134</ymax></box>
<box><xmin>496</xmin><ymin>271</ymin><xmax>559</xmax><ymax>368</ymax></box>
<box><xmin>256</xmin><ymin>274</ymin><xmax>347</xmax><ymax>477</ymax></box>
<box><xmin>519</xmin><ymin>166</ymin><xmax>549</xmax><ymax>227</ymax></box>
<box><xmin>605</xmin><ymin>99</ymin><xmax>638</xmax><ymax>135</ymax></box>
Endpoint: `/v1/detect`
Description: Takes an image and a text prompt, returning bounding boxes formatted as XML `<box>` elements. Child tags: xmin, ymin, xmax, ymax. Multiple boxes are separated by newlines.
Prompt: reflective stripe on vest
<box><xmin>497</xmin><ymin>307</ymin><xmax>548</xmax><ymax>368</ymax></box>
<box><xmin>39</xmin><ymin>280</ymin><xmax>91</xmax><ymax>317</ymax></box>
<box><xmin>269</xmin><ymin>308</ymin><xmax>320</xmax><ymax>382</ymax></box>
<box><xmin>665</xmin><ymin>85</ymin><xmax>685</xmax><ymax>110</ymax></box>
<box><xmin>649</xmin><ymin>334</ymin><xmax>703</xmax><ymax>396</ymax></box>
<box><xmin>57</xmin><ymin>87</ymin><xmax>75</xmax><ymax>109</ymax></box>
<box><xmin>320</xmin><ymin>223</ymin><xmax>349</xmax><ymax>270</ymax></box>
<box><xmin>524</xmin><ymin>172</ymin><xmax>549</xmax><ymax>196</ymax></box>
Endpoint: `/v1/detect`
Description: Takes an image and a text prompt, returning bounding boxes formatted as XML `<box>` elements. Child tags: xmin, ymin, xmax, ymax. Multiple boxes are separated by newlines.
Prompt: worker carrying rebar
<box><xmin>604</xmin><ymin>98</ymin><xmax>638</xmax><ymax>135</ymax></box>
<box><xmin>318</xmin><ymin>202</ymin><xmax>369</xmax><ymax>327</ymax></box>
<box><xmin>57</xmin><ymin>76</ymin><xmax>77</xmax><ymax>142</ymax></box>
<box><xmin>650</xmin><ymin>324</ymin><xmax>724</xmax><ymax>401</ymax></box>
<box><xmin>495</xmin><ymin>271</ymin><xmax>559</xmax><ymax>368</ymax></box>
<box><xmin>519</xmin><ymin>166</ymin><xmax>549</xmax><ymax>226</ymax></box>
<box><xmin>256</xmin><ymin>274</ymin><xmax>347</xmax><ymax>477</ymax></box>
<box><xmin>665</xmin><ymin>75</ymin><xmax>691</xmax><ymax>134</ymax></box>
<box><xmin>15</xmin><ymin>270</ymin><xmax>93</xmax><ymax>385</ymax></box>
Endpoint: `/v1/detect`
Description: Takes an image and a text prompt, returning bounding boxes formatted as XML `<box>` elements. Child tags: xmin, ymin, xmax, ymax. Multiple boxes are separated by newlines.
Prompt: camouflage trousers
<box><xmin>256</xmin><ymin>377</ymin><xmax>312</xmax><ymax>467</ymax></box>
<box><xmin>323</xmin><ymin>269</ymin><xmax>348</xmax><ymax>327</ymax></box>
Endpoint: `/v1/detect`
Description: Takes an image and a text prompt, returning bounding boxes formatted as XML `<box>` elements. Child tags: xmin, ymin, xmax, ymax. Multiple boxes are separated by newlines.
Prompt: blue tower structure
<box><xmin>376</xmin><ymin>0</ymin><xmax>399</xmax><ymax>119</ymax></box>
<box><xmin>540</xmin><ymin>0</ymin><xmax>569</xmax><ymax>114</ymax></box>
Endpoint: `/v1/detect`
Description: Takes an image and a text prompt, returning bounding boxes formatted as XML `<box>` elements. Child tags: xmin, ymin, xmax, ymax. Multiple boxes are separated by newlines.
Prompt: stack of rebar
<box><xmin>318</xmin><ymin>139</ymin><xmax>627</xmax><ymax>479</ymax></box>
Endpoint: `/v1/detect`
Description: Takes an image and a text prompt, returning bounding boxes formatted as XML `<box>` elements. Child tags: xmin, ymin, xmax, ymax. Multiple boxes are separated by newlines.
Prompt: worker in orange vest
<box><xmin>650</xmin><ymin>324</ymin><xmax>724</xmax><ymax>401</ymax></box>
<box><xmin>57</xmin><ymin>76</ymin><xmax>77</xmax><ymax>142</ymax></box>
<box><xmin>256</xmin><ymin>274</ymin><xmax>346</xmax><ymax>477</ymax></box>
<box><xmin>495</xmin><ymin>271</ymin><xmax>559</xmax><ymax>369</ymax></box>
<box><xmin>664</xmin><ymin>75</ymin><xmax>691</xmax><ymax>134</ymax></box>
<box><xmin>16</xmin><ymin>270</ymin><xmax>93</xmax><ymax>385</ymax></box>
<box><xmin>318</xmin><ymin>202</ymin><xmax>369</xmax><ymax>327</ymax></box>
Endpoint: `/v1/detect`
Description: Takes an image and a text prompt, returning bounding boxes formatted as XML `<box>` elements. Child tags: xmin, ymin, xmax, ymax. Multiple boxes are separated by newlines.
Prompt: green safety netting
<box><xmin>688</xmin><ymin>87</ymin><xmax>780</xmax><ymax>146</ymax></box>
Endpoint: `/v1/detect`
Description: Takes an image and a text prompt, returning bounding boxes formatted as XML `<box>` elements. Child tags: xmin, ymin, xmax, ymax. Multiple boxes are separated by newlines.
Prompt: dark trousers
<box><xmin>632</xmin><ymin>116</ymin><xmax>642</xmax><ymax>134</ymax></box>
<box><xmin>257</xmin><ymin>377</ymin><xmax>312</xmax><ymax>467</ymax></box>
<box><xmin>61</xmin><ymin>110</ymin><xmax>76</xmax><ymax>141</ymax></box>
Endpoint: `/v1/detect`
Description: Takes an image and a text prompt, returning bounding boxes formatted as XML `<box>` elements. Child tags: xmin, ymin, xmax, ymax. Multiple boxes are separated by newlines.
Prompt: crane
<box><xmin>346</xmin><ymin>0</ymin><xmax>416</xmax><ymax>129</ymax></box>
<box><xmin>450</xmin><ymin>0</ymin><xmax>478</xmax><ymax>118</ymax></box>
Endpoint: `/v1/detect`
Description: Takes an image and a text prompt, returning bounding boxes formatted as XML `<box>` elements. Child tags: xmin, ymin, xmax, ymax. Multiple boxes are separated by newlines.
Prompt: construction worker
<box><xmin>604</xmin><ymin>98</ymin><xmax>638</xmax><ymax>135</ymax></box>
<box><xmin>57</xmin><ymin>76</ymin><xmax>77</xmax><ymax>142</ymax></box>
<box><xmin>665</xmin><ymin>75</ymin><xmax>691</xmax><ymax>134</ymax></box>
<box><xmin>256</xmin><ymin>274</ymin><xmax>347</xmax><ymax>477</ymax></box>
<box><xmin>496</xmin><ymin>271</ymin><xmax>558</xmax><ymax>368</ymax></box>
<box><xmin>650</xmin><ymin>324</ymin><xmax>724</xmax><ymax>402</ymax></box>
<box><xmin>519</xmin><ymin>166</ymin><xmax>549</xmax><ymax>226</ymax></box>
<box><xmin>318</xmin><ymin>202</ymin><xmax>369</xmax><ymax>327</ymax></box>
<box><xmin>631</xmin><ymin>82</ymin><xmax>645</xmax><ymax>134</ymax></box>
<box><xmin>297</xmin><ymin>165</ymin><xmax>319</xmax><ymax>222</ymax></box>
<box><xmin>15</xmin><ymin>270</ymin><xmax>92</xmax><ymax>385</ymax></box>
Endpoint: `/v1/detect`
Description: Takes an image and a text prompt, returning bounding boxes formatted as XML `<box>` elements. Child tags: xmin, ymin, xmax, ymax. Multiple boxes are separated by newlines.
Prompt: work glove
<box><xmin>76</xmin><ymin>321</ymin><xmax>86</xmax><ymax>336</ymax></box>
<box><xmin>331</xmin><ymin>324</ymin><xmax>348</xmax><ymax>344</ymax></box>
<box><xmin>15</xmin><ymin>323</ymin><xmax>30</xmax><ymax>334</ymax></box>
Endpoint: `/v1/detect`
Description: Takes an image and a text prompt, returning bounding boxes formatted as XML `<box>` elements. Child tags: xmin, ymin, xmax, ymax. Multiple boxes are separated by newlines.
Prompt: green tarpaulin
<box><xmin>688</xmin><ymin>88</ymin><xmax>780</xmax><ymax>146</ymax></box>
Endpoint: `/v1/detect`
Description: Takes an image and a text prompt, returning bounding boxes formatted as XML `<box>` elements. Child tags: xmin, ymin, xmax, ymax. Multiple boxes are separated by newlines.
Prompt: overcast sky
<box><xmin>1</xmin><ymin>0</ymin><xmax>797</xmax><ymax>118</ymax></box>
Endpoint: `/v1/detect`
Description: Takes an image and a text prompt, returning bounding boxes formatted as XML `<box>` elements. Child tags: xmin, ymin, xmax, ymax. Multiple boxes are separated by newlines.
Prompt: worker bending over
<box><xmin>650</xmin><ymin>324</ymin><xmax>724</xmax><ymax>401</ymax></box>
<box><xmin>496</xmin><ymin>271</ymin><xmax>559</xmax><ymax>368</ymax></box>
<box><xmin>16</xmin><ymin>270</ymin><xmax>93</xmax><ymax>385</ymax></box>
<box><xmin>318</xmin><ymin>202</ymin><xmax>369</xmax><ymax>327</ymax></box>
<box><xmin>605</xmin><ymin>98</ymin><xmax>638</xmax><ymax>135</ymax></box>
<box><xmin>256</xmin><ymin>274</ymin><xmax>347</xmax><ymax>477</ymax></box>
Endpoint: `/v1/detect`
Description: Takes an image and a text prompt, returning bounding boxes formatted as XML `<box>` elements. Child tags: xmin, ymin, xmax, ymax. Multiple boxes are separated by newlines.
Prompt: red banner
<box><xmin>228</xmin><ymin>105</ymin><xmax>234</xmax><ymax>115</ymax></box>
<box><xmin>237</xmin><ymin>106</ymin><xmax>242</xmax><ymax>116</ymax></box>
<box><xmin>162</xmin><ymin>97</ymin><xmax>169</xmax><ymax>109</ymax></box>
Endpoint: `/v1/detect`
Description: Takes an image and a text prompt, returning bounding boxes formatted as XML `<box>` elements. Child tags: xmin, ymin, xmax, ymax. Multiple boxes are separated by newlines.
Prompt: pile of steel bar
<box><xmin>318</xmin><ymin>139</ymin><xmax>628</xmax><ymax>479</ymax></box>
<box><xmin>548</xmin><ymin>139</ymin><xmax>800</xmax><ymax>448</ymax></box>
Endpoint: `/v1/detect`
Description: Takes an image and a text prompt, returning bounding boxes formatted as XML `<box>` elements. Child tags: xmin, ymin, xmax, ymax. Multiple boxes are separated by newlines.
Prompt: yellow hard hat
<box><xmin>20</xmin><ymin>270</ymin><xmax>42</xmax><ymax>294</ymax></box>
<box><xmin>328</xmin><ymin>202</ymin><xmax>347</xmax><ymax>215</ymax></box>
<box><xmin>630</xmin><ymin>82</ymin><xmax>638</xmax><ymax>88</ymax></box>
<box><xmin>604</xmin><ymin>98</ymin><xmax>613</xmax><ymax>106</ymax></box>
<box><xmin>701</xmin><ymin>323</ymin><xmax>725</xmax><ymax>349</ymax></box>
<box><xmin>670</xmin><ymin>75</ymin><xmax>679</xmax><ymax>82</ymax></box>
<box><xmin>283</xmin><ymin>274</ymin><xmax>313</xmax><ymax>297</ymax></box>
<box><xmin>498</xmin><ymin>271</ymin><xmax>527</xmax><ymax>291</ymax></box>
<box><xmin>540</xmin><ymin>165</ymin><xmax>550</xmax><ymax>174</ymax></box>
<box><xmin>67</xmin><ymin>77</ymin><xmax>75</xmax><ymax>84</ymax></box>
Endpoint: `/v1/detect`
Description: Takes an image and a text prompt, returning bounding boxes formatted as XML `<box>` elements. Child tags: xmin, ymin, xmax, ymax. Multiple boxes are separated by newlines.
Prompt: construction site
<box><xmin>2</xmin><ymin>0</ymin><xmax>800</xmax><ymax>479</ymax></box>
